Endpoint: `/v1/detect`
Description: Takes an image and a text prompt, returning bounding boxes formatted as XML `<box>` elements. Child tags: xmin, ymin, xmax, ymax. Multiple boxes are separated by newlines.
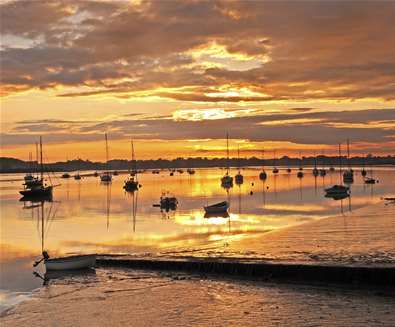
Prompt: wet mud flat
<box><xmin>2</xmin><ymin>268</ymin><xmax>395</xmax><ymax>327</ymax></box>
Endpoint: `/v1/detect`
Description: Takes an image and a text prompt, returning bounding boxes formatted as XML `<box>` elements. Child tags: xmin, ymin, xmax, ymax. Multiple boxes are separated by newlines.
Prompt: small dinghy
<box><xmin>34</xmin><ymin>251</ymin><xmax>96</xmax><ymax>271</ymax></box>
<box><xmin>364</xmin><ymin>177</ymin><xmax>377</xmax><ymax>184</ymax></box>
<box><xmin>325</xmin><ymin>184</ymin><xmax>349</xmax><ymax>195</ymax></box>
<box><xmin>204</xmin><ymin>201</ymin><xmax>229</xmax><ymax>214</ymax></box>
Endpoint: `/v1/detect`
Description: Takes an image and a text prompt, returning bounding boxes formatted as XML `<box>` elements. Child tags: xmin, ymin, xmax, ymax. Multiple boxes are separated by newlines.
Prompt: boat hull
<box><xmin>204</xmin><ymin>201</ymin><xmax>229</xmax><ymax>214</ymax></box>
<box><xmin>45</xmin><ymin>254</ymin><xmax>96</xmax><ymax>271</ymax></box>
<box><xmin>19</xmin><ymin>186</ymin><xmax>53</xmax><ymax>198</ymax></box>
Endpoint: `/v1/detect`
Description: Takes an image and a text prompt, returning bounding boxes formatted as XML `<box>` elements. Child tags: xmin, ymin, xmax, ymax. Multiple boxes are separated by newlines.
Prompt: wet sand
<box><xmin>2</xmin><ymin>268</ymin><xmax>395</xmax><ymax>327</ymax></box>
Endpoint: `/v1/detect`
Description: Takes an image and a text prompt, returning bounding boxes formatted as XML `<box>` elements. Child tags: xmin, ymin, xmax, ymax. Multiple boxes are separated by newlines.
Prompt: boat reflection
<box><xmin>33</xmin><ymin>268</ymin><xmax>96</xmax><ymax>286</ymax></box>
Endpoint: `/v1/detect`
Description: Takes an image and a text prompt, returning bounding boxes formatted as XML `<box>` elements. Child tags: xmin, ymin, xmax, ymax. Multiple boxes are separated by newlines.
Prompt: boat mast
<box><xmin>347</xmin><ymin>139</ymin><xmax>351</xmax><ymax>170</ymax></box>
<box><xmin>41</xmin><ymin>201</ymin><xmax>44</xmax><ymax>253</ymax></box>
<box><xmin>262</xmin><ymin>149</ymin><xmax>265</xmax><ymax>170</ymax></box>
<box><xmin>40</xmin><ymin>136</ymin><xmax>43</xmax><ymax>181</ymax></box>
<box><xmin>131</xmin><ymin>140</ymin><xmax>137</xmax><ymax>178</ymax></box>
<box><xmin>299</xmin><ymin>151</ymin><xmax>302</xmax><ymax>169</ymax></box>
<box><xmin>338</xmin><ymin>143</ymin><xmax>342</xmax><ymax>184</ymax></box>
<box><xmin>227</xmin><ymin>132</ymin><xmax>230</xmax><ymax>175</ymax></box>
<box><xmin>237</xmin><ymin>145</ymin><xmax>240</xmax><ymax>173</ymax></box>
<box><xmin>105</xmin><ymin>133</ymin><xmax>109</xmax><ymax>171</ymax></box>
<box><xmin>35</xmin><ymin>142</ymin><xmax>39</xmax><ymax>177</ymax></box>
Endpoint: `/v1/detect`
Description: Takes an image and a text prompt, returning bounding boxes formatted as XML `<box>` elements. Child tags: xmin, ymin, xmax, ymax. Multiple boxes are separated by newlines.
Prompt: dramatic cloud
<box><xmin>1</xmin><ymin>0</ymin><xmax>395</xmax><ymax>101</ymax></box>
<box><xmin>3</xmin><ymin>108</ymin><xmax>394</xmax><ymax>148</ymax></box>
<box><xmin>1</xmin><ymin>1</ymin><xmax>395</xmax><ymax>159</ymax></box>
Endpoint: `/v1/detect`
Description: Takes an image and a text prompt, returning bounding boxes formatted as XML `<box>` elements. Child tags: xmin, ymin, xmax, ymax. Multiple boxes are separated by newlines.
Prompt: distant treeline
<box><xmin>1</xmin><ymin>155</ymin><xmax>394</xmax><ymax>173</ymax></box>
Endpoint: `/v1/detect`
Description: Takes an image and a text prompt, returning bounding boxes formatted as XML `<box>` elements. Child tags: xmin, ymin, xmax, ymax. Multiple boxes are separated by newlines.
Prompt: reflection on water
<box><xmin>1</xmin><ymin>167</ymin><xmax>394</xmax><ymax>308</ymax></box>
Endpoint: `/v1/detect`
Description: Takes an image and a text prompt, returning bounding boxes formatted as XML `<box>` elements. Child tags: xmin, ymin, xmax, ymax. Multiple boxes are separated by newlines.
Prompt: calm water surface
<box><xmin>1</xmin><ymin>166</ymin><xmax>394</xmax><ymax>311</ymax></box>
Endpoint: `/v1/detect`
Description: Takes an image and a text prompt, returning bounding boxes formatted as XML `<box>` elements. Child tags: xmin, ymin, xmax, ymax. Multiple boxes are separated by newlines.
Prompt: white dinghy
<box><xmin>44</xmin><ymin>252</ymin><xmax>96</xmax><ymax>271</ymax></box>
<box><xmin>34</xmin><ymin>251</ymin><xmax>96</xmax><ymax>271</ymax></box>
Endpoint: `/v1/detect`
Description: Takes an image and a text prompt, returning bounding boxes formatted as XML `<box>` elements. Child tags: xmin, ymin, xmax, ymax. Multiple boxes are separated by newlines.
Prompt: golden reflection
<box><xmin>0</xmin><ymin>168</ymin><xmax>393</xmax><ymax>257</ymax></box>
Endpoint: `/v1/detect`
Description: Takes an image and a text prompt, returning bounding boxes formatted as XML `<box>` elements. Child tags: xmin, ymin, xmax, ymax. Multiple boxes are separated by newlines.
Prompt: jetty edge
<box><xmin>97</xmin><ymin>256</ymin><xmax>395</xmax><ymax>287</ymax></box>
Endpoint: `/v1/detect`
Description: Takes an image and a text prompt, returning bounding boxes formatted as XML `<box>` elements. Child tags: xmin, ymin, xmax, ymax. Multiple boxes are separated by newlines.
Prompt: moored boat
<box><xmin>325</xmin><ymin>184</ymin><xmax>349</xmax><ymax>195</ymax></box>
<box><xmin>364</xmin><ymin>177</ymin><xmax>376</xmax><ymax>184</ymax></box>
<box><xmin>235</xmin><ymin>145</ymin><xmax>244</xmax><ymax>185</ymax></box>
<box><xmin>35</xmin><ymin>251</ymin><xmax>96</xmax><ymax>271</ymax></box>
<box><xmin>44</xmin><ymin>252</ymin><xmax>96</xmax><ymax>271</ymax></box>
<box><xmin>19</xmin><ymin>137</ymin><xmax>55</xmax><ymax>199</ymax></box>
<box><xmin>204</xmin><ymin>201</ymin><xmax>229</xmax><ymax>214</ymax></box>
<box><xmin>221</xmin><ymin>133</ymin><xmax>233</xmax><ymax>188</ymax></box>
<box><xmin>124</xmin><ymin>140</ymin><xmax>141</xmax><ymax>192</ymax></box>
<box><xmin>259</xmin><ymin>149</ymin><xmax>267</xmax><ymax>181</ymax></box>
<box><xmin>100</xmin><ymin>133</ymin><xmax>112</xmax><ymax>182</ymax></box>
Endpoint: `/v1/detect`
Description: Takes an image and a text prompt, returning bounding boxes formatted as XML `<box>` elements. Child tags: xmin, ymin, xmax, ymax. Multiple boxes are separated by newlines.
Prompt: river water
<box><xmin>1</xmin><ymin>166</ymin><xmax>394</xmax><ymax>312</ymax></box>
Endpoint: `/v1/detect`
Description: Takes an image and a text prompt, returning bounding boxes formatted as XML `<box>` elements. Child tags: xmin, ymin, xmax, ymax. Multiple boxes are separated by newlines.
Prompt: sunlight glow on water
<box><xmin>1</xmin><ymin>166</ymin><xmax>394</xmax><ymax>306</ymax></box>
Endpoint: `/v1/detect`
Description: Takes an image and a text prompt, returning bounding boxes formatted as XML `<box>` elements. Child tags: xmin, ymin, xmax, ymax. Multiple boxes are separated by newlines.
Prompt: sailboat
<box><xmin>24</xmin><ymin>143</ymin><xmax>44</xmax><ymax>188</ymax></box>
<box><xmin>124</xmin><ymin>140</ymin><xmax>140</xmax><ymax>191</ymax></box>
<box><xmin>297</xmin><ymin>151</ymin><xmax>304</xmax><ymax>178</ymax></box>
<box><xmin>361</xmin><ymin>154</ymin><xmax>367</xmax><ymax>177</ymax></box>
<box><xmin>221</xmin><ymin>133</ymin><xmax>233</xmax><ymax>188</ymax></box>
<box><xmin>100</xmin><ymin>133</ymin><xmax>112</xmax><ymax>182</ymax></box>
<box><xmin>272</xmin><ymin>150</ymin><xmax>279</xmax><ymax>174</ymax></box>
<box><xmin>364</xmin><ymin>157</ymin><xmax>378</xmax><ymax>184</ymax></box>
<box><xmin>325</xmin><ymin>144</ymin><xmax>349</xmax><ymax>197</ymax></box>
<box><xmin>286</xmin><ymin>157</ymin><xmax>292</xmax><ymax>173</ymax></box>
<box><xmin>342</xmin><ymin>139</ymin><xmax>354</xmax><ymax>184</ymax></box>
<box><xmin>312</xmin><ymin>152</ymin><xmax>319</xmax><ymax>176</ymax></box>
<box><xmin>20</xmin><ymin>137</ymin><xmax>54</xmax><ymax>199</ymax></box>
<box><xmin>319</xmin><ymin>151</ymin><xmax>326</xmax><ymax>176</ymax></box>
<box><xmin>259</xmin><ymin>149</ymin><xmax>267</xmax><ymax>180</ymax></box>
<box><xmin>235</xmin><ymin>145</ymin><xmax>244</xmax><ymax>185</ymax></box>
<box><xmin>24</xmin><ymin>152</ymin><xmax>35</xmax><ymax>182</ymax></box>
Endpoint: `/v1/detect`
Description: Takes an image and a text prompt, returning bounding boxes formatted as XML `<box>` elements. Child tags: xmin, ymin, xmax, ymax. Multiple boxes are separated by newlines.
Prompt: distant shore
<box><xmin>1</xmin><ymin>155</ymin><xmax>394</xmax><ymax>173</ymax></box>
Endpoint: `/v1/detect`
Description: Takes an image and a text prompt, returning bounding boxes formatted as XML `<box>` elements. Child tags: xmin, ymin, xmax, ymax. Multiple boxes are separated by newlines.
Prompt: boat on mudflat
<box><xmin>34</xmin><ymin>251</ymin><xmax>96</xmax><ymax>271</ymax></box>
<box><xmin>44</xmin><ymin>253</ymin><xmax>96</xmax><ymax>271</ymax></box>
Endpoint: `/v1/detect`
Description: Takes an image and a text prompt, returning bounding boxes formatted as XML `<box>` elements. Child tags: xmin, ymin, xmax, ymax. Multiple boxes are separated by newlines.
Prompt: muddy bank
<box><xmin>2</xmin><ymin>268</ymin><xmax>395</xmax><ymax>327</ymax></box>
<box><xmin>97</xmin><ymin>256</ymin><xmax>395</xmax><ymax>286</ymax></box>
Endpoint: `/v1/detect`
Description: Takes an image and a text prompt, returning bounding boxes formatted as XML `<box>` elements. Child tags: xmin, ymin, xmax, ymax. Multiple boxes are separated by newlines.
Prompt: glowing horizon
<box><xmin>1</xmin><ymin>1</ymin><xmax>395</xmax><ymax>160</ymax></box>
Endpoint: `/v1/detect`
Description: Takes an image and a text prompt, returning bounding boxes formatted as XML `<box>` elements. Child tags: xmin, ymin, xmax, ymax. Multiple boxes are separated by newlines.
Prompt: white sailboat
<box><xmin>272</xmin><ymin>150</ymin><xmax>279</xmax><ymax>174</ymax></box>
<box><xmin>100</xmin><ymin>133</ymin><xmax>112</xmax><ymax>182</ymax></box>
<box><xmin>312</xmin><ymin>152</ymin><xmax>319</xmax><ymax>176</ymax></box>
<box><xmin>342</xmin><ymin>139</ymin><xmax>354</xmax><ymax>184</ymax></box>
<box><xmin>297</xmin><ymin>151</ymin><xmax>304</xmax><ymax>178</ymax></box>
<box><xmin>259</xmin><ymin>149</ymin><xmax>267</xmax><ymax>180</ymax></box>
<box><xmin>20</xmin><ymin>137</ymin><xmax>53</xmax><ymax>199</ymax></box>
<box><xmin>124</xmin><ymin>140</ymin><xmax>140</xmax><ymax>191</ymax></box>
<box><xmin>235</xmin><ymin>145</ymin><xmax>243</xmax><ymax>185</ymax></box>
<box><xmin>325</xmin><ymin>144</ymin><xmax>349</xmax><ymax>197</ymax></box>
<box><xmin>221</xmin><ymin>133</ymin><xmax>233</xmax><ymax>188</ymax></box>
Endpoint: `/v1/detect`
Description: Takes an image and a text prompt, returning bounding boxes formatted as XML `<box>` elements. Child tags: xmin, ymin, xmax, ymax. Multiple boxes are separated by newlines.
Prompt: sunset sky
<box><xmin>1</xmin><ymin>0</ymin><xmax>394</xmax><ymax>161</ymax></box>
